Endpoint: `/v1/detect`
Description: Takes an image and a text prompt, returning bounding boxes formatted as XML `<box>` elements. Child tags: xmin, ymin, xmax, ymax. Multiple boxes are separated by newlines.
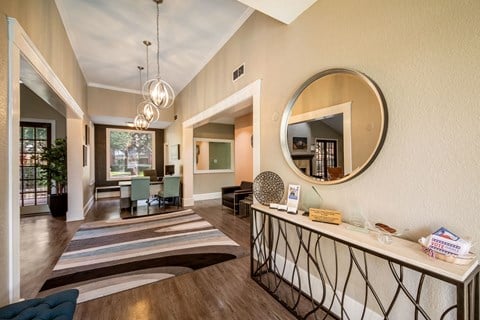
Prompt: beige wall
<box><xmin>87</xmin><ymin>87</ymin><xmax>174</xmax><ymax>125</ymax></box>
<box><xmin>168</xmin><ymin>1</ymin><xmax>480</xmax><ymax>314</ymax></box>
<box><xmin>193</xmin><ymin>123</ymin><xmax>235</xmax><ymax>194</ymax></box>
<box><xmin>234</xmin><ymin>113</ymin><xmax>253</xmax><ymax>184</ymax></box>
<box><xmin>20</xmin><ymin>85</ymin><xmax>66</xmax><ymax>139</ymax></box>
<box><xmin>0</xmin><ymin>1</ymin><xmax>86</xmax><ymax>109</ymax></box>
<box><xmin>0</xmin><ymin>0</ymin><xmax>88</xmax><ymax>305</ymax></box>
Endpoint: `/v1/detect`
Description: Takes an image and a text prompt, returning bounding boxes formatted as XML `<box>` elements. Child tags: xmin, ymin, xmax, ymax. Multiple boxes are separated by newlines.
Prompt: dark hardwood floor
<box><xmin>21</xmin><ymin>199</ymin><xmax>295</xmax><ymax>320</ymax></box>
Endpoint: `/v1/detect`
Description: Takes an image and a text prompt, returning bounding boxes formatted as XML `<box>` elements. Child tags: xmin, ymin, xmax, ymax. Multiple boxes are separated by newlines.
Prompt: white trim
<box><xmin>9</xmin><ymin>19</ymin><xmax>83</xmax><ymax>119</ymax></box>
<box><xmin>20</xmin><ymin>118</ymin><xmax>56</xmax><ymax>142</ymax></box>
<box><xmin>193</xmin><ymin>138</ymin><xmax>235</xmax><ymax>173</ymax></box>
<box><xmin>178</xmin><ymin>8</ymin><xmax>254</xmax><ymax>94</ymax></box>
<box><xmin>96</xmin><ymin>191</ymin><xmax>120</xmax><ymax>199</ymax></box>
<box><xmin>88</xmin><ymin>121</ymin><xmax>95</xmax><ymax>185</ymax></box>
<box><xmin>88</xmin><ymin>82</ymin><xmax>141</xmax><ymax>95</ymax></box>
<box><xmin>288</xmin><ymin>101</ymin><xmax>353</xmax><ymax>174</ymax></box>
<box><xmin>182</xmin><ymin>79</ymin><xmax>261</xmax><ymax>207</ymax></box>
<box><xmin>105</xmin><ymin>127</ymin><xmax>156</xmax><ymax>181</ymax></box>
<box><xmin>7</xmin><ymin>17</ymin><xmax>86</xmax><ymax>302</ymax></box>
<box><xmin>7</xmin><ymin>18</ymin><xmax>21</xmax><ymax>303</ymax></box>
<box><xmin>193</xmin><ymin>192</ymin><xmax>222</xmax><ymax>201</ymax></box>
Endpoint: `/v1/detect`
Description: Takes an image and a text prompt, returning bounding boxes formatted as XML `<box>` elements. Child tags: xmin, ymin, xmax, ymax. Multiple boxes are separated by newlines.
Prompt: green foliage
<box><xmin>37</xmin><ymin>138</ymin><xmax>67</xmax><ymax>194</ymax></box>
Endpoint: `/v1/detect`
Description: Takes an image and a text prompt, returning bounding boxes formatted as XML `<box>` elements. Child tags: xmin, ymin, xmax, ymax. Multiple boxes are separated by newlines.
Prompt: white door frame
<box><xmin>7</xmin><ymin>18</ymin><xmax>84</xmax><ymax>302</ymax></box>
<box><xmin>182</xmin><ymin>80</ymin><xmax>261</xmax><ymax>206</ymax></box>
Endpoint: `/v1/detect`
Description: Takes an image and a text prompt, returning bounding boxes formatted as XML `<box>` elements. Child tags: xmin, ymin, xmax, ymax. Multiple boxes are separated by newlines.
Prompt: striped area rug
<box><xmin>38</xmin><ymin>209</ymin><xmax>246</xmax><ymax>303</ymax></box>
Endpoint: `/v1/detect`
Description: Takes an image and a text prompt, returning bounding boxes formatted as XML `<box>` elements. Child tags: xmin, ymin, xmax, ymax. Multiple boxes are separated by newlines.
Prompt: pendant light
<box><xmin>133</xmin><ymin>66</ymin><xmax>150</xmax><ymax>130</ymax></box>
<box><xmin>142</xmin><ymin>0</ymin><xmax>175</xmax><ymax>109</ymax></box>
<box><xmin>137</xmin><ymin>41</ymin><xmax>159</xmax><ymax>123</ymax></box>
<box><xmin>134</xmin><ymin>113</ymin><xmax>149</xmax><ymax>130</ymax></box>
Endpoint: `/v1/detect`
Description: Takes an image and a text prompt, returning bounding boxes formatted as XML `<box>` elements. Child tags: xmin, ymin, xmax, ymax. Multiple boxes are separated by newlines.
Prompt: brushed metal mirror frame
<box><xmin>280</xmin><ymin>68</ymin><xmax>388</xmax><ymax>185</ymax></box>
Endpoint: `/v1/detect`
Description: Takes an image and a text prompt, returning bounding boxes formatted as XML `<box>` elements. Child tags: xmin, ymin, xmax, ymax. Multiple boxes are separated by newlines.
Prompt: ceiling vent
<box><xmin>232</xmin><ymin>63</ymin><xmax>245</xmax><ymax>82</ymax></box>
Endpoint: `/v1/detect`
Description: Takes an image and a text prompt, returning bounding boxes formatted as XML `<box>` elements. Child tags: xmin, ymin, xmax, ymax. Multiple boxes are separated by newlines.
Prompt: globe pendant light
<box><xmin>133</xmin><ymin>66</ymin><xmax>154</xmax><ymax>130</ymax></box>
<box><xmin>134</xmin><ymin>112</ymin><xmax>149</xmax><ymax>130</ymax></box>
<box><xmin>136</xmin><ymin>51</ymin><xmax>159</xmax><ymax>124</ymax></box>
<box><xmin>142</xmin><ymin>0</ymin><xmax>175</xmax><ymax>109</ymax></box>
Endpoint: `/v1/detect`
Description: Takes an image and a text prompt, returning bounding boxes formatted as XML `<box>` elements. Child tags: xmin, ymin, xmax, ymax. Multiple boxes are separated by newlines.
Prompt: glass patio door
<box><xmin>20</xmin><ymin>122</ymin><xmax>51</xmax><ymax>207</ymax></box>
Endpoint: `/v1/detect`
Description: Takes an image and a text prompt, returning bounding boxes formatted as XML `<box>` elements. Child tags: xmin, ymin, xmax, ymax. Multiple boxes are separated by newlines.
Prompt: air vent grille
<box><xmin>232</xmin><ymin>64</ymin><xmax>245</xmax><ymax>82</ymax></box>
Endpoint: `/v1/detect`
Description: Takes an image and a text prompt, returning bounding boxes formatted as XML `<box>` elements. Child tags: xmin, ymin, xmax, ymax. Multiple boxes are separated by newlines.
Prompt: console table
<box><xmin>118</xmin><ymin>180</ymin><xmax>163</xmax><ymax>209</ymax></box>
<box><xmin>250</xmin><ymin>204</ymin><xmax>479</xmax><ymax>319</ymax></box>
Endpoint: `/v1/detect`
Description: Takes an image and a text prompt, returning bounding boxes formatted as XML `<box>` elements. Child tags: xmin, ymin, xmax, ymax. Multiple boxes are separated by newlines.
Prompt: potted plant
<box><xmin>37</xmin><ymin>138</ymin><xmax>68</xmax><ymax>217</ymax></box>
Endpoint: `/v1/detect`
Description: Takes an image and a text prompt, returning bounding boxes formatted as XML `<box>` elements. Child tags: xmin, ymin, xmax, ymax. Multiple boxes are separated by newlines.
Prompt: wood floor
<box><xmin>21</xmin><ymin>199</ymin><xmax>296</xmax><ymax>320</ymax></box>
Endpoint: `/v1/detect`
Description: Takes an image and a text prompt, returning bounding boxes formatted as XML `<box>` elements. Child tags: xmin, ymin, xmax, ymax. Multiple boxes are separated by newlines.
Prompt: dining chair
<box><xmin>130</xmin><ymin>177</ymin><xmax>151</xmax><ymax>214</ymax></box>
<box><xmin>158</xmin><ymin>176</ymin><xmax>181</xmax><ymax>208</ymax></box>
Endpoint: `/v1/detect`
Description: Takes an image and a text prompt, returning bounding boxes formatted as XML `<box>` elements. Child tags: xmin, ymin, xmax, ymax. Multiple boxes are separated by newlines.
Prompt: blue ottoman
<box><xmin>0</xmin><ymin>289</ymin><xmax>79</xmax><ymax>320</ymax></box>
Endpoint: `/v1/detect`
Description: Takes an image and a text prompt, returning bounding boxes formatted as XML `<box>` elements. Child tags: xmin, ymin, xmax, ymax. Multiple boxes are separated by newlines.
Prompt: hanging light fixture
<box><xmin>134</xmin><ymin>112</ymin><xmax>149</xmax><ymax>130</ymax></box>
<box><xmin>137</xmin><ymin>41</ymin><xmax>159</xmax><ymax>123</ymax></box>
<box><xmin>142</xmin><ymin>0</ymin><xmax>175</xmax><ymax>109</ymax></box>
<box><xmin>133</xmin><ymin>66</ymin><xmax>151</xmax><ymax>130</ymax></box>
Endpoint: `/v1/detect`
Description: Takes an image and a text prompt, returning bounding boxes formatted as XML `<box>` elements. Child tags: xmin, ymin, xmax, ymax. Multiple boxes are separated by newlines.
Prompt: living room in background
<box><xmin>106</xmin><ymin>128</ymin><xmax>156</xmax><ymax>181</ymax></box>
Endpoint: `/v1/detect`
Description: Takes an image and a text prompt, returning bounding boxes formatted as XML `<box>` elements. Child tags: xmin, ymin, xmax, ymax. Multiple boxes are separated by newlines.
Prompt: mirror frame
<box><xmin>280</xmin><ymin>68</ymin><xmax>388</xmax><ymax>185</ymax></box>
<box><xmin>193</xmin><ymin>138</ymin><xmax>235</xmax><ymax>174</ymax></box>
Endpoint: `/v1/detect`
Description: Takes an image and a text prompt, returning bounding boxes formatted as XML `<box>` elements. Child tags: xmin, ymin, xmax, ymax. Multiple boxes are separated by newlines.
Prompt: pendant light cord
<box><xmin>156</xmin><ymin>1</ymin><xmax>160</xmax><ymax>78</ymax></box>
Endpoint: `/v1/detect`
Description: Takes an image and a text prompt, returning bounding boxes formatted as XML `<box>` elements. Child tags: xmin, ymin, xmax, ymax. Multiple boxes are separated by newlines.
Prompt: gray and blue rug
<box><xmin>38</xmin><ymin>209</ymin><xmax>246</xmax><ymax>303</ymax></box>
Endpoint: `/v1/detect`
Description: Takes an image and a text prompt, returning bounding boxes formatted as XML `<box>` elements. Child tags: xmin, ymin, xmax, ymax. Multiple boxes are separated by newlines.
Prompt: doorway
<box><xmin>182</xmin><ymin>80</ymin><xmax>261</xmax><ymax>207</ymax></box>
<box><xmin>19</xmin><ymin>122</ymin><xmax>51</xmax><ymax>209</ymax></box>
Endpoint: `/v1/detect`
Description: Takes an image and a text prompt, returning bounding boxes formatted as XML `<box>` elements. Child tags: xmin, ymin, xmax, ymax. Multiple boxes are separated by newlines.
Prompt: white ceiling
<box><xmin>55</xmin><ymin>0</ymin><xmax>253</xmax><ymax>94</ymax></box>
<box><xmin>52</xmin><ymin>0</ymin><xmax>316</xmax><ymax>126</ymax></box>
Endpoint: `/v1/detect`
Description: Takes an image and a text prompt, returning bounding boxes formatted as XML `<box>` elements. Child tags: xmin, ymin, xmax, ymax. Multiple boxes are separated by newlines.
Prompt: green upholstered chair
<box><xmin>158</xmin><ymin>176</ymin><xmax>181</xmax><ymax>208</ymax></box>
<box><xmin>130</xmin><ymin>176</ymin><xmax>151</xmax><ymax>214</ymax></box>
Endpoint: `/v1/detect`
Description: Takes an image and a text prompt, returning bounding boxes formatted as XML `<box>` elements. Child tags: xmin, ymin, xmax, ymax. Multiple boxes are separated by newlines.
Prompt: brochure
<box><xmin>286</xmin><ymin>184</ymin><xmax>300</xmax><ymax>213</ymax></box>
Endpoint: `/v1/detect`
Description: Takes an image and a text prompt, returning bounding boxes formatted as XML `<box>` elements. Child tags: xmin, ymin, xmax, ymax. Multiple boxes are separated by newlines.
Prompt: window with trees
<box><xmin>20</xmin><ymin>122</ymin><xmax>51</xmax><ymax>206</ymax></box>
<box><xmin>106</xmin><ymin>128</ymin><xmax>155</xmax><ymax>181</ymax></box>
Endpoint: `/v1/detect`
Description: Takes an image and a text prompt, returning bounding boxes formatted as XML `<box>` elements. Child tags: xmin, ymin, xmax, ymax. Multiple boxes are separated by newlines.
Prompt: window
<box><xmin>20</xmin><ymin>122</ymin><xmax>51</xmax><ymax>206</ymax></box>
<box><xmin>314</xmin><ymin>139</ymin><xmax>338</xmax><ymax>179</ymax></box>
<box><xmin>106</xmin><ymin>128</ymin><xmax>155</xmax><ymax>181</ymax></box>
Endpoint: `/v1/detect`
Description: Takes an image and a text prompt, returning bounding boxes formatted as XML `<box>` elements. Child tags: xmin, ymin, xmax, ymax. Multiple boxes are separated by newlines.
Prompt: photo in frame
<box><xmin>169</xmin><ymin>144</ymin><xmax>180</xmax><ymax>161</ymax></box>
<box><xmin>286</xmin><ymin>184</ymin><xmax>301</xmax><ymax>213</ymax></box>
<box><xmin>85</xmin><ymin>124</ymin><xmax>89</xmax><ymax>145</ymax></box>
<box><xmin>292</xmin><ymin>137</ymin><xmax>307</xmax><ymax>150</ymax></box>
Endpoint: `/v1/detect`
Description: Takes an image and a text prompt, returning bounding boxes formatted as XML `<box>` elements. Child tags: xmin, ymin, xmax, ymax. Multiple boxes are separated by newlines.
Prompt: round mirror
<box><xmin>280</xmin><ymin>68</ymin><xmax>388</xmax><ymax>184</ymax></box>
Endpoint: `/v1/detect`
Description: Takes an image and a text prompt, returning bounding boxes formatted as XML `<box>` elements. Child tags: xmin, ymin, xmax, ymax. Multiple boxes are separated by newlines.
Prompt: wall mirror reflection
<box><xmin>280</xmin><ymin>68</ymin><xmax>388</xmax><ymax>184</ymax></box>
<box><xmin>194</xmin><ymin>138</ymin><xmax>234</xmax><ymax>173</ymax></box>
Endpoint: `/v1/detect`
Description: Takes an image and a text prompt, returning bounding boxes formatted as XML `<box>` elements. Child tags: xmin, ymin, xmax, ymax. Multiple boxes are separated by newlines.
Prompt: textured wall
<box><xmin>20</xmin><ymin>85</ymin><xmax>66</xmax><ymax>139</ymax></box>
<box><xmin>234</xmin><ymin>113</ymin><xmax>253</xmax><ymax>185</ymax></box>
<box><xmin>0</xmin><ymin>0</ymin><xmax>88</xmax><ymax>304</ymax></box>
<box><xmin>87</xmin><ymin>86</ymin><xmax>174</xmax><ymax>125</ymax></box>
<box><xmin>173</xmin><ymin>0</ymin><xmax>480</xmax><ymax>243</ymax></box>
<box><xmin>168</xmin><ymin>0</ymin><xmax>480</xmax><ymax>314</ymax></box>
<box><xmin>0</xmin><ymin>1</ymin><xmax>86</xmax><ymax>109</ymax></box>
<box><xmin>193</xmin><ymin>123</ymin><xmax>235</xmax><ymax>194</ymax></box>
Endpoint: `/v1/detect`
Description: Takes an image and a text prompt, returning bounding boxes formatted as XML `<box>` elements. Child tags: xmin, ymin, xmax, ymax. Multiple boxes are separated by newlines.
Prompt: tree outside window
<box><xmin>107</xmin><ymin>128</ymin><xmax>155</xmax><ymax>180</ymax></box>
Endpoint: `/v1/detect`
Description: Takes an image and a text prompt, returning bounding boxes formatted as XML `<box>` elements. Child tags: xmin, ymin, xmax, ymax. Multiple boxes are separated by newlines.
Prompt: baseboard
<box><xmin>193</xmin><ymin>192</ymin><xmax>221</xmax><ymax>201</ymax></box>
<box><xmin>96</xmin><ymin>191</ymin><xmax>120</xmax><ymax>199</ymax></box>
<box><xmin>271</xmin><ymin>253</ymin><xmax>382</xmax><ymax>319</ymax></box>
<box><xmin>83</xmin><ymin>195</ymin><xmax>94</xmax><ymax>216</ymax></box>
